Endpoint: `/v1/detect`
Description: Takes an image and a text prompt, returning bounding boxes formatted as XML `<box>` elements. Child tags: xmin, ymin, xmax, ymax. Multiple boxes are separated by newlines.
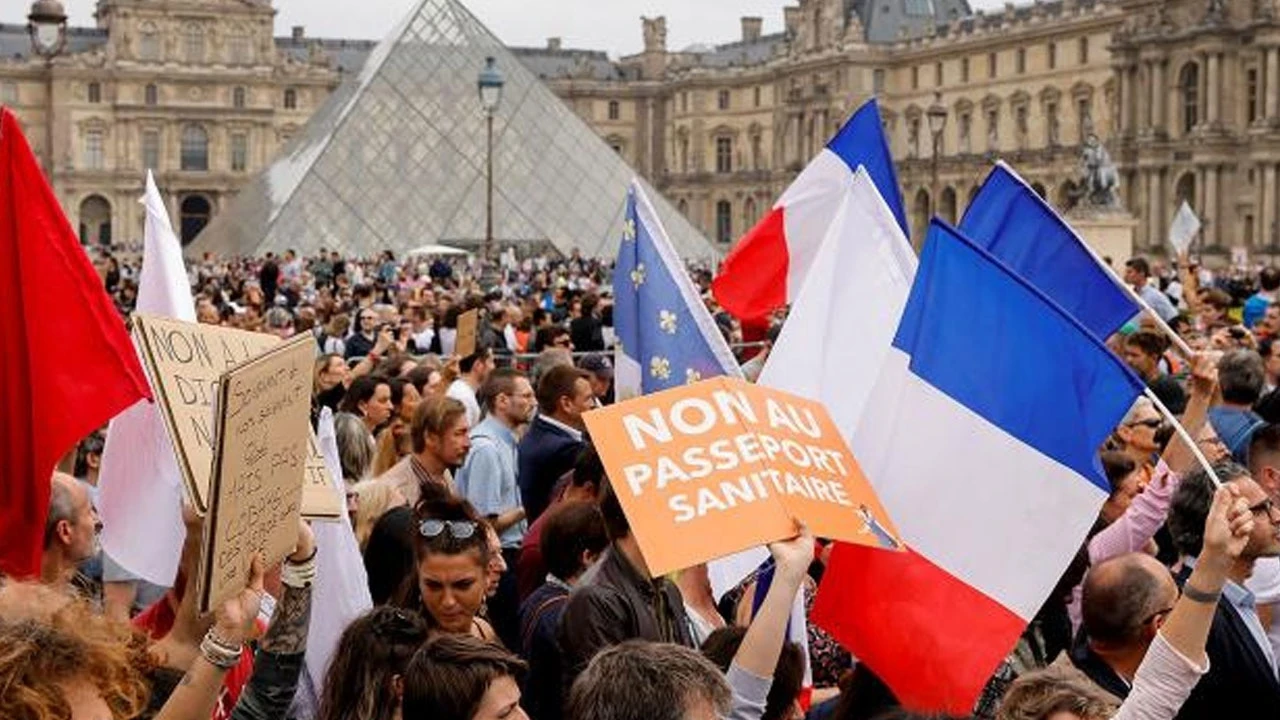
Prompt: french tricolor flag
<box><xmin>811</xmin><ymin>219</ymin><xmax>1145</xmax><ymax>713</ymax></box>
<box><xmin>711</xmin><ymin>99</ymin><xmax>906</xmax><ymax>320</ymax></box>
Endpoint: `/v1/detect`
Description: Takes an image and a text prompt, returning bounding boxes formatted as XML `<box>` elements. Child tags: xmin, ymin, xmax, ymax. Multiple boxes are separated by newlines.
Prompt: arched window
<box><xmin>283</xmin><ymin>88</ymin><xmax>298</xmax><ymax>110</ymax></box>
<box><xmin>185</xmin><ymin>24</ymin><xmax>205</xmax><ymax>63</ymax></box>
<box><xmin>715</xmin><ymin>200</ymin><xmax>733</xmax><ymax>244</ymax></box>
<box><xmin>743</xmin><ymin>197</ymin><xmax>758</xmax><ymax>229</ymax></box>
<box><xmin>78</xmin><ymin>195</ymin><xmax>112</xmax><ymax>246</ymax></box>
<box><xmin>145</xmin><ymin>84</ymin><xmax>158</xmax><ymax>106</ymax></box>
<box><xmin>912</xmin><ymin>188</ymin><xmax>932</xmax><ymax>249</ymax></box>
<box><xmin>1180</xmin><ymin>63</ymin><xmax>1200</xmax><ymax>133</ymax></box>
<box><xmin>1176</xmin><ymin>172</ymin><xmax>1197</xmax><ymax>209</ymax></box>
<box><xmin>940</xmin><ymin>187</ymin><xmax>958</xmax><ymax>225</ymax></box>
<box><xmin>180</xmin><ymin>125</ymin><xmax>209</xmax><ymax>171</ymax></box>
<box><xmin>233</xmin><ymin>87</ymin><xmax>246</xmax><ymax>109</ymax></box>
<box><xmin>1058</xmin><ymin>181</ymin><xmax>1078</xmax><ymax>210</ymax></box>
<box><xmin>179</xmin><ymin>195</ymin><xmax>212</xmax><ymax>245</ymax></box>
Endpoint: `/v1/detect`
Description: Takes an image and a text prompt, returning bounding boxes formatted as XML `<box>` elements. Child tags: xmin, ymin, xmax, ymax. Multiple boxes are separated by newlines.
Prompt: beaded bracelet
<box><xmin>200</xmin><ymin>629</ymin><xmax>243</xmax><ymax>670</ymax></box>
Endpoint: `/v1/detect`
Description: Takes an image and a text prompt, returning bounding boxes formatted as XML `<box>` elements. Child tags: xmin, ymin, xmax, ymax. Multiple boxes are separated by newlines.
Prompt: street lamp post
<box><xmin>28</xmin><ymin>0</ymin><xmax>68</xmax><ymax>177</ymax></box>
<box><xmin>477</xmin><ymin>56</ymin><xmax>504</xmax><ymax>264</ymax></box>
<box><xmin>926</xmin><ymin>92</ymin><xmax>948</xmax><ymax>221</ymax></box>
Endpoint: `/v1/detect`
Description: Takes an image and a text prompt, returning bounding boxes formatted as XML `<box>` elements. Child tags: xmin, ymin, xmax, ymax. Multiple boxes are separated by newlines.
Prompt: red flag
<box><xmin>0</xmin><ymin>108</ymin><xmax>152</xmax><ymax>579</ymax></box>
<box><xmin>811</xmin><ymin>543</ymin><xmax>1023</xmax><ymax>714</ymax></box>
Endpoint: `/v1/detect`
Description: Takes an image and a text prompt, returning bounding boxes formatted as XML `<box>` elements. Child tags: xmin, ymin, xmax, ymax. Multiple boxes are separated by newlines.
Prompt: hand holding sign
<box><xmin>584</xmin><ymin>377</ymin><xmax>901</xmax><ymax>577</ymax></box>
<box><xmin>768</xmin><ymin>521</ymin><xmax>816</xmax><ymax>584</ymax></box>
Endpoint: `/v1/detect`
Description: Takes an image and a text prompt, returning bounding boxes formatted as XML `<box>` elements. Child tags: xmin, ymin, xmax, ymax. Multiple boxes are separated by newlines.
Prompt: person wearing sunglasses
<box><xmin>413</xmin><ymin>496</ymin><xmax>501</xmax><ymax>644</ymax></box>
<box><xmin>1109</xmin><ymin>397</ymin><xmax>1167</xmax><ymax>474</ymax></box>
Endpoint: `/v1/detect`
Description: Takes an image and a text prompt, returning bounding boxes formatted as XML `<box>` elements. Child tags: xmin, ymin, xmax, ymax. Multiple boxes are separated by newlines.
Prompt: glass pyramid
<box><xmin>190</xmin><ymin>0</ymin><xmax>718</xmax><ymax>260</ymax></box>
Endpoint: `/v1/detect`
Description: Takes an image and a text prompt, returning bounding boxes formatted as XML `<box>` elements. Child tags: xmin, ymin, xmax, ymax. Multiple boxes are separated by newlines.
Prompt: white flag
<box><xmin>759</xmin><ymin>167</ymin><xmax>917</xmax><ymax>443</ymax></box>
<box><xmin>96</xmin><ymin>172</ymin><xmax>196</xmax><ymax>585</ymax></box>
<box><xmin>1169</xmin><ymin>201</ymin><xmax>1202</xmax><ymax>255</ymax></box>
<box><xmin>299</xmin><ymin>408</ymin><xmax>372</xmax><ymax>713</ymax></box>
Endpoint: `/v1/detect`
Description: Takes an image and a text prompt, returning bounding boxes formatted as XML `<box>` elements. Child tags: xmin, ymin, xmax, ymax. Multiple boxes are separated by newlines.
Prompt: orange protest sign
<box><xmin>583</xmin><ymin>377</ymin><xmax>901</xmax><ymax>577</ymax></box>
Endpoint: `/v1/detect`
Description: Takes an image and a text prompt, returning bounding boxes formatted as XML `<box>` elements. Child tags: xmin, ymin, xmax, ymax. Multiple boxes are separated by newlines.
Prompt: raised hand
<box><xmin>214</xmin><ymin>554</ymin><xmax>265</xmax><ymax>645</ymax></box>
<box><xmin>767</xmin><ymin>520</ymin><xmax>816</xmax><ymax>585</ymax></box>
<box><xmin>1201</xmin><ymin>483</ymin><xmax>1253</xmax><ymax>566</ymax></box>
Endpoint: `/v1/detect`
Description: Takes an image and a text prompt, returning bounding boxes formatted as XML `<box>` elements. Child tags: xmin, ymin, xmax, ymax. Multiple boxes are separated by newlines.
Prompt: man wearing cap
<box><xmin>579</xmin><ymin>354</ymin><xmax>614</xmax><ymax>407</ymax></box>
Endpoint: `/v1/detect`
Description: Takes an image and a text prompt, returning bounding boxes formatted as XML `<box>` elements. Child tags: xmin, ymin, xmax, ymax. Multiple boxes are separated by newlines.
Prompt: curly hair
<box><xmin>0</xmin><ymin>583</ymin><xmax>151</xmax><ymax>720</ymax></box>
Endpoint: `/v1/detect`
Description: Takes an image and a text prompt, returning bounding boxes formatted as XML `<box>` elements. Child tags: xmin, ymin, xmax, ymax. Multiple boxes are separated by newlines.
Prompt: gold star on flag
<box><xmin>685</xmin><ymin>368</ymin><xmax>702</xmax><ymax>384</ymax></box>
<box><xmin>650</xmin><ymin>356</ymin><xmax>671</xmax><ymax>380</ymax></box>
<box><xmin>659</xmin><ymin>310</ymin><xmax>677</xmax><ymax>334</ymax></box>
<box><xmin>631</xmin><ymin>264</ymin><xmax>646</xmax><ymax>289</ymax></box>
<box><xmin>623</xmin><ymin>217</ymin><xmax>637</xmax><ymax>242</ymax></box>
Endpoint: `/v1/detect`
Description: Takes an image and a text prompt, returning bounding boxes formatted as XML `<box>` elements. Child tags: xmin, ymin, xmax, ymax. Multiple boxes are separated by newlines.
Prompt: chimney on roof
<box><xmin>783</xmin><ymin>6</ymin><xmax>801</xmax><ymax>36</ymax></box>
<box><xmin>292</xmin><ymin>26</ymin><xmax>305</xmax><ymax>41</ymax></box>
<box><xmin>741</xmin><ymin>16</ymin><xmax>763</xmax><ymax>42</ymax></box>
<box><xmin>547</xmin><ymin>37</ymin><xmax>562</xmax><ymax>51</ymax></box>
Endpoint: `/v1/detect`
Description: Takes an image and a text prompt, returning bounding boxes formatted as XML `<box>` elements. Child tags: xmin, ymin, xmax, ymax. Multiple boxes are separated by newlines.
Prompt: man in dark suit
<box><xmin>518</xmin><ymin>364</ymin><xmax>595</xmax><ymax>522</ymax></box>
<box><xmin>1165</xmin><ymin>463</ymin><xmax>1280</xmax><ymax>718</ymax></box>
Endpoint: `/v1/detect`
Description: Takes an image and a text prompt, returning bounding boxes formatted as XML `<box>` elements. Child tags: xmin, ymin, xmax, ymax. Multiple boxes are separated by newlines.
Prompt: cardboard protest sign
<box><xmin>197</xmin><ymin>334</ymin><xmax>314</xmax><ymax>614</ymax></box>
<box><xmin>456</xmin><ymin>309</ymin><xmax>479</xmax><ymax>358</ymax></box>
<box><xmin>132</xmin><ymin>315</ymin><xmax>343</xmax><ymax>519</ymax></box>
<box><xmin>584</xmin><ymin>377</ymin><xmax>901</xmax><ymax>577</ymax></box>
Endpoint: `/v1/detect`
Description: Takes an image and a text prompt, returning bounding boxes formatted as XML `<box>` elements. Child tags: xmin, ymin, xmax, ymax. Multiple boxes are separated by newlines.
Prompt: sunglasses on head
<box><xmin>1128</xmin><ymin>418</ymin><xmax>1163</xmax><ymax>429</ymax></box>
<box><xmin>418</xmin><ymin>519</ymin><xmax>478</xmax><ymax>540</ymax></box>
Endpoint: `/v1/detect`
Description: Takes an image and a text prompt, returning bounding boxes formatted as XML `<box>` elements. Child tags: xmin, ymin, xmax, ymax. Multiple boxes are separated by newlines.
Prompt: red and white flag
<box><xmin>711</xmin><ymin>98</ymin><xmax>907</xmax><ymax>321</ymax></box>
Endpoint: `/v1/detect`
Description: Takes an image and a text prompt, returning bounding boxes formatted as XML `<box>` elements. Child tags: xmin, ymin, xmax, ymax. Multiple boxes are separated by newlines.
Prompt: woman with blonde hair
<box><xmin>351</xmin><ymin>479</ymin><xmax>406</xmax><ymax>551</ymax></box>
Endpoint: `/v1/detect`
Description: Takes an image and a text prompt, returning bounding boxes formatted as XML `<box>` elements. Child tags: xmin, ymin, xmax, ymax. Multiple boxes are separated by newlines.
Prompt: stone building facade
<box><xmin>529</xmin><ymin>0</ymin><xmax>1280</xmax><ymax>257</ymax></box>
<box><xmin>4</xmin><ymin>0</ymin><xmax>1278</xmax><ymax>257</ymax></box>
<box><xmin>0</xmin><ymin>0</ymin><xmax>373</xmax><ymax>245</ymax></box>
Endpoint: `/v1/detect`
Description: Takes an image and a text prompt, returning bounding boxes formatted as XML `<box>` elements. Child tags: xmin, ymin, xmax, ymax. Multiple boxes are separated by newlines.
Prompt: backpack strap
<box><xmin>521</xmin><ymin>592</ymin><xmax>569</xmax><ymax>653</ymax></box>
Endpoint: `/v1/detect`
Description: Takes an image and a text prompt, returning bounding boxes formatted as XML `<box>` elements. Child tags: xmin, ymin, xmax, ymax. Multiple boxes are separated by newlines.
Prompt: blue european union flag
<box><xmin>613</xmin><ymin>182</ymin><xmax>740</xmax><ymax>397</ymax></box>
<box><xmin>958</xmin><ymin>163</ymin><xmax>1139</xmax><ymax>339</ymax></box>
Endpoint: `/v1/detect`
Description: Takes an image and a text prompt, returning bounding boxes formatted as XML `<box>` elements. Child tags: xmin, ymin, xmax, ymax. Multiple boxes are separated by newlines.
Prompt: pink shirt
<box><xmin>1070</xmin><ymin>461</ymin><xmax>1181</xmax><ymax>632</ymax></box>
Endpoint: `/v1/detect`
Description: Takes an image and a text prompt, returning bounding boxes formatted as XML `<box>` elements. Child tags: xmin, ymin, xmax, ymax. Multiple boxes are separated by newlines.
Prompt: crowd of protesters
<box><xmin>10</xmin><ymin>245</ymin><xmax>1280</xmax><ymax>720</ymax></box>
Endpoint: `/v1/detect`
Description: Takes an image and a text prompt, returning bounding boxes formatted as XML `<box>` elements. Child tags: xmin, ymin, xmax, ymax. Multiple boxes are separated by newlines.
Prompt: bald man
<box><xmin>1071</xmin><ymin>553</ymin><xmax>1179</xmax><ymax>700</ymax></box>
<box><xmin>41</xmin><ymin>473</ymin><xmax>100</xmax><ymax>588</ymax></box>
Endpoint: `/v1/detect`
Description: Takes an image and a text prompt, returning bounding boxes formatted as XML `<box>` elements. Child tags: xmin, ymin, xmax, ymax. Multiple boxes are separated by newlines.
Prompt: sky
<box><xmin>55</xmin><ymin>0</ymin><xmax>1011</xmax><ymax>57</ymax></box>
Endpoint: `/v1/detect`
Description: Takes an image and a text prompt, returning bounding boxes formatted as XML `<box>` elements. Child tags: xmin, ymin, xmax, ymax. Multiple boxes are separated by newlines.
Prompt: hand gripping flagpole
<box><xmin>1143</xmin><ymin>387</ymin><xmax>1224</xmax><ymax>489</ymax></box>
